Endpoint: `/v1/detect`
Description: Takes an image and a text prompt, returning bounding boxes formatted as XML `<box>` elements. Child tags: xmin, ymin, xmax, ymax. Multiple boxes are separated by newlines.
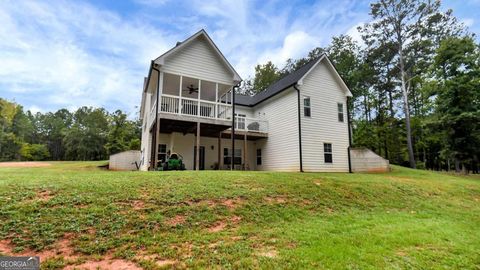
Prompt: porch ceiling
<box><xmin>159</xmin><ymin>118</ymin><xmax>230</xmax><ymax>138</ymax></box>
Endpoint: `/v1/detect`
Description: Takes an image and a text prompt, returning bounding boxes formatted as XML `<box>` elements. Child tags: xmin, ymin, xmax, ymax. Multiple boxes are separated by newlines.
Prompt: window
<box><xmin>304</xmin><ymin>97</ymin><xmax>311</xmax><ymax>117</ymax></box>
<box><xmin>235</xmin><ymin>113</ymin><xmax>246</xmax><ymax>130</ymax></box>
<box><xmin>256</xmin><ymin>149</ymin><xmax>262</xmax><ymax>165</ymax></box>
<box><xmin>337</xmin><ymin>103</ymin><xmax>344</xmax><ymax>122</ymax></box>
<box><xmin>158</xmin><ymin>144</ymin><xmax>167</xmax><ymax>163</ymax></box>
<box><xmin>324</xmin><ymin>143</ymin><xmax>332</xmax><ymax>163</ymax></box>
<box><xmin>223</xmin><ymin>148</ymin><xmax>242</xmax><ymax>165</ymax></box>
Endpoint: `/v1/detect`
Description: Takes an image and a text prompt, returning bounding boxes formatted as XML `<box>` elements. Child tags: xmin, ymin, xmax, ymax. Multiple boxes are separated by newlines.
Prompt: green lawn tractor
<box><xmin>163</xmin><ymin>152</ymin><xmax>186</xmax><ymax>171</ymax></box>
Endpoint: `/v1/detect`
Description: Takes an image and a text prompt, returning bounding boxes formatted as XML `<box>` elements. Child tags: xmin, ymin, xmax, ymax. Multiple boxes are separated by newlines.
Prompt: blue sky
<box><xmin>0</xmin><ymin>0</ymin><xmax>478</xmax><ymax>117</ymax></box>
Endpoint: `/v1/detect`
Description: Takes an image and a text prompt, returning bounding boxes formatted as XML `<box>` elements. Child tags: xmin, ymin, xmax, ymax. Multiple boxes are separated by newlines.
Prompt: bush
<box><xmin>20</xmin><ymin>143</ymin><xmax>50</xmax><ymax>161</ymax></box>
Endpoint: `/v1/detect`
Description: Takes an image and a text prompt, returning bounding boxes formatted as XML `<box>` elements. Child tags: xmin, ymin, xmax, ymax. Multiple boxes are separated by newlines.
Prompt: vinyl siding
<box><xmin>159</xmin><ymin>35</ymin><xmax>234</xmax><ymax>85</ymax></box>
<box><xmin>299</xmin><ymin>60</ymin><xmax>349</xmax><ymax>172</ymax></box>
<box><xmin>139</xmin><ymin>92</ymin><xmax>152</xmax><ymax>171</ymax></box>
<box><xmin>253</xmin><ymin>88</ymin><xmax>299</xmax><ymax>171</ymax></box>
<box><xmin>235</xmin><ymin>105</ymin><xmax>254</xmax><ymax>118</ymax></box>
<box><xmin>156</xmin><ymin>132</ymin><xmax>256</xmax><ymax>170</ymax></box>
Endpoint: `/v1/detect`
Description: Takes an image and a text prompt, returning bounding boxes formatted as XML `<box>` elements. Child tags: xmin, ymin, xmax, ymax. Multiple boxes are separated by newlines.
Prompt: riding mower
<box><xmin>162</xmin><ymin>152</ymin><xmax>186</xmax><ymax>171</ymax></box>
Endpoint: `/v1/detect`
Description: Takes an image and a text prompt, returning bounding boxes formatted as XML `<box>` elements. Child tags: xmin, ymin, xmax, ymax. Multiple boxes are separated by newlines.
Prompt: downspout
<box><xmin>152</xmin><ymin>64</ymin><xmax>161</xmax><ymax>170</ymax></box>
<box><xmin>346</xmin><ymin>96</ymin><xmax>352</xmax><ymax>173</ymax></box>
<box><xmin>293</xmin><ymin>85</ymin><xmax>303</xmax><ymax>172</ymax></box>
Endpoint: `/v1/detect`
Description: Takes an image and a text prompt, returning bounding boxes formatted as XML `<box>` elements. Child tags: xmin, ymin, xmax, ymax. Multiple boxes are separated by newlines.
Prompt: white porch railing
<box><xmin>151</xmin><ymin>94</ymin><xmax>268</xmax><ymax>134</ymax></box>
<box><xmin>235</xmin><ymin>116</ymin><xmax>268</xmax><ymax>133</ymax></box>
<box><xmin>159</xmin><ymin>94</ymin><xmax>232</xmax><ymax>120</ymax></box>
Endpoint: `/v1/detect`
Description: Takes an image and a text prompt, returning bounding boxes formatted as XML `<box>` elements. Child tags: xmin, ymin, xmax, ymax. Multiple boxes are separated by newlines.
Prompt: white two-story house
<box><xmin>139</xmin><ymin>29</ymin><xmax>353</xmax><ymax>172</ymax></box>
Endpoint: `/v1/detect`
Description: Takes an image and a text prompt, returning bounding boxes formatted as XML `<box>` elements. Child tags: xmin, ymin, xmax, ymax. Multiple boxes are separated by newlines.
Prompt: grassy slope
<box><xmin>0</xmin><ymin>162</ymin><xmax>479</xmax><ymax>269</ymax></box>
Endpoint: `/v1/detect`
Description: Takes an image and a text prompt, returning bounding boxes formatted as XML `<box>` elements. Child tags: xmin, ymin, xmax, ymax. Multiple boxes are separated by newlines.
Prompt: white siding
<box><xmin>299</xmin><ymin>60</ymin><xmax>350</xmax><ymax>172</ymax></box>
<box><xmin>156</xmin><ymin>133</ymin><xmax>257</xmax><ymax>171</ymax></box>
<box><xmin>140</xmin><ymin>92</ymin><xmax>152</xmax><ymax>171</ymax></box>
<box><xmin>253</xmin><ymin>89</ymin><xmax>300</xmax><ymax>171</ymax></box>
<box><xmin>159</xmin><ymin>35</ymin><xmax>234</xmax><ymax>85</ymax></box>
<box><xmin>235</xmin><ymin>105</ymin><xmax>254</xmax><ymax>118</ymax></box>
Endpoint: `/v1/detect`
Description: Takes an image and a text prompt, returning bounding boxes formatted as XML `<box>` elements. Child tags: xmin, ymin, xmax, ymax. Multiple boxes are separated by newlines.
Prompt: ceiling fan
<box><xmin>183</xmin><ymin>84</ymin><xmax>199</xmax><ymax>95</ymax></box>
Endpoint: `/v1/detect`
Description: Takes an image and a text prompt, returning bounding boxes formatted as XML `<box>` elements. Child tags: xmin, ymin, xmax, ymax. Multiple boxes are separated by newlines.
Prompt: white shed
<box><xmin>109</xmin><ymin>150</ymin><xmax>141</xmax><ymax>171</ymax></box>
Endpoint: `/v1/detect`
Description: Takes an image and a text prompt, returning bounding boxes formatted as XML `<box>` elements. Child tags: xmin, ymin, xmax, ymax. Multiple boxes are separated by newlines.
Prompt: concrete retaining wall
<box><xmin>109</xmin><ymin>150</ymin><xmax>141</xmax><ymax>171</ymax></box>
<box><xmin>350</xmin><ymin>148</ymin><xmax>390</xmax><ymax>173</ymax></box>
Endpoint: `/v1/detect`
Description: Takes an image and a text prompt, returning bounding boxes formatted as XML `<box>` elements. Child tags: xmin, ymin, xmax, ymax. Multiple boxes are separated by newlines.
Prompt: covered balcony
<box><xmin>148</xmin><ymin>72</ymin><xmax>233</xmax><ymax>125</ymax></box>
<box><xmin>148</xmin><ymin>72</ymin><xmax>268</xmax><ymax>137</ymax></box>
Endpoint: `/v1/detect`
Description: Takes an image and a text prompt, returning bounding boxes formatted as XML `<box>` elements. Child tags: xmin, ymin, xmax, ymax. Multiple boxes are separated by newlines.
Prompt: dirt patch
<box><xmin>230</xmin><ymin>215</ymin><xmax>242</xmax><ymax>224</ymax></box>
<box><xmin>165</xmin><ymin>215</ymin><xmax>186</xmax><ymax>226</ymax></box>
<box><xmin>0</xmin><ymin>233</ymin><xmax>78</xmax><ymax>260</ymax></box>
<box><xmin>186</xmin><ymin>197</ymin><xmax>244</xmax><ymax>210</ymax></box>
<box><xmin>131</xmin><ymin>200</ymin><xmax>145</xmax><ymax>210</ymax></box>
<box><xmin>258</xmin><ymin>248</ymin><xmax>278</xmax><ymax>258</ymax></box>
<box><xmin>0</xmin><ymin>162</ymin><xmax>51</xmax><ymax>168</ymax></box>
<box><xmin>220</xmin><ymin>198</ymin><xmax>244</xmax><ymax>209</ymax></box>
<box><xmin>208</xmin><ymin>221</ymin><xmax>227</xmax><ymax>233</ymax></box>
<box><xmin>64</xmin><ymin>259</ymin><xmax>142</xmax><ymax>270</ymax></box>
<box><xmin>136</xmin><ymin>253</ymin><xmax>177</xmax><ymax>268</ymax></box>
<box><xmin>37</xmin><ymin>190</ymin><xmax>54</xmax><ymax>202</ymax></box>
<box><xmin>264</xmin><ymin>196</ymin><xmax>288</xmax><ymax>204</ymax></box>
<box><xmin>186</xmin><ymin>199</ymin><xmax>217</xmax><ymax>208</ymax></box>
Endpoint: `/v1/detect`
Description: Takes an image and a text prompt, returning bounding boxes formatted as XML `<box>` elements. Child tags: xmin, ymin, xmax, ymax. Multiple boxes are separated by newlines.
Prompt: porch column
<box><xmin>196</xmin><ymin>122</ymin><xmax>200</xmax><ymax>171</ymax></box>
<box><xmin>218</xmin><ymin>132</ymin><xmax>221</xmax><ymax>170</ymax></box>
<box><xmin>231</xmin><ymin>87</ymin><xmax>235</xmax><ymax>171</ymax></box>
<box><xmin>243</xmin><ymin>132</ymin><xmax>247</xmax><ymax>170</ymax></box>
<box><xmin>215</xmin><ymin>83</ymin><xmax>218</xmax><ymax>119</ymax></box>
<box><xmin>179</xmin><ymin>76</ymin><xmax>183</xmax><ymax>115</ymax></box>
<box><xmin>197</xmin><ymin>79</ymin><xmax>201</xmax><ymax>116</ymax></box>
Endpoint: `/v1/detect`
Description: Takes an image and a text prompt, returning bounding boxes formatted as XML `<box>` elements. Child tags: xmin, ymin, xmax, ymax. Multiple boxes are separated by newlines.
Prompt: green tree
<box><xmin>105</xmin><ymin>110</ymin><xmax>133</xmax><ymax>155</ymax></box>
<box><xmin>64</xmin><ymin>107</ymin><xmax>109</xmax><ymax>160</ymax></box>
<box><xmin>20</xmin><ymin>143</ymin><xmax>50</xmax><ymax>161</ymax></box>
<box><xmin>359</xmin><ymin>0</ymin><xmax>465</xmax><ymax>168</ymax></box>
<box><xmin>434</xmin><ymin>37</ymin><xmax>480</xmax><ymax>173</ymax></box>
<box><xmin>252</xmin><ymin>61</ymin><xmax>281</xmax><ymax>92</ymax></box>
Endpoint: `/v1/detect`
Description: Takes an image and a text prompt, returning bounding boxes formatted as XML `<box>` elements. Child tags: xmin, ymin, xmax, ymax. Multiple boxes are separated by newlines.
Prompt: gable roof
<box><xmin>235</xmin><ymin>54</ymin><xmax>353</xmax><ymax>107</ymax></box>
<box><xmin>154</xmin><ymin>29</ymin><xmax>242</xmax><ymax>83</ymax></box>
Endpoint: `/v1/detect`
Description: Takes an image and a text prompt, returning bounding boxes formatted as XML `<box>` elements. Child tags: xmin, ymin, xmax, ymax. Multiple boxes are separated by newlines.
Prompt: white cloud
<box><xmin>346</xmin><ymin>23</ymin><xmax>364</xmax><ymax>45</ymax></box>
<box><xmin>257</xmin><ymin>31</ymin><xmax>320</xmax><ymax>67</ymax></box>
<box><xmin>0</xmin><ymin>0</ymin><xmax>174</xmax><ymax>114</ymax></box>
<box><xmin>0</xmin><ymin>0</ymin><xmax>371</xmax><ymax>114</ymax></box>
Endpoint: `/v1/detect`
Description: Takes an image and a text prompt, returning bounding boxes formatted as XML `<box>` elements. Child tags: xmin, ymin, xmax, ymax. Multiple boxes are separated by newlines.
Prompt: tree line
<box><xmin>0</xmin><ymin>99</ymin><xmax>141</xmax><ymax>161</ymax></box>
<box><xmin>239</xmin><ymin>0</ymin><xmax>479</xmax><ymax>173</ymax></box>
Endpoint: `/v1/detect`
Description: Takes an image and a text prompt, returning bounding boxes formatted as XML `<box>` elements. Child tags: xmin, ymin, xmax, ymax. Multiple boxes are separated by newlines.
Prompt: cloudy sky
<box><xmin>0</xmin><ymin>0</ymin><xmax>478</xmax><ymax>117</ymax></box>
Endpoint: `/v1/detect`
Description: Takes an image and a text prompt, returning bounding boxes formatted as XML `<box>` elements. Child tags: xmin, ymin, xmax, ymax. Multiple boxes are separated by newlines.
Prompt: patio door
<box><xmin>193</xmin><ymin>146</ymin><xmax>205</xmax><ymax>170</ymax></box>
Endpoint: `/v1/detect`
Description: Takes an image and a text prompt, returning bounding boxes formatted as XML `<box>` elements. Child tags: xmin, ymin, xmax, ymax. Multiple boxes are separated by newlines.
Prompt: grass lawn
<box><xmin>0</xmin><ymin>162</ymin><xmax>479</xmax><ymax>269</ymax></box>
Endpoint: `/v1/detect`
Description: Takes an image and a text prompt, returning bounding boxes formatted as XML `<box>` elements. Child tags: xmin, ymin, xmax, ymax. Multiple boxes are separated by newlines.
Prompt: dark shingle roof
<box><xmin>235</xmin><ymin>57</ymin><xmax>320</xmax><ymax>107</ymax></box>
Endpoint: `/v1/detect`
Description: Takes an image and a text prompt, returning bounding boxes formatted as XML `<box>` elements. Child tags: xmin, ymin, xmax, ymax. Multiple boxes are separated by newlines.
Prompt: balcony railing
<box><xmin>234</xmin><ymin>116</ymin><xmax>268</xmax><ymax>133</ymax></box>
<box><xmin>148</xmin><ymin>94</ymin><xmax>268</xmax><ymax>134</ymax></box>
<box><xmin>159</xmin><ymin>94</ymin><xmax>232</xmax><ymax>120</ymax></box>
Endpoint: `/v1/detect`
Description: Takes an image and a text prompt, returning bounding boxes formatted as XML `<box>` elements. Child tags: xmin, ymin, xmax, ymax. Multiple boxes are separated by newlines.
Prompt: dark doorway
<box><xmin>193</xmin><ymin>146</ymin><xmax>205</xmax><ymax>170</ymax></box>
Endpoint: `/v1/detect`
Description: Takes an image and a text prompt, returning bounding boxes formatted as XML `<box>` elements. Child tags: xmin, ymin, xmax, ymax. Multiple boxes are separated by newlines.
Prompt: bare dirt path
<box><xmin>0</xmin><ymin>162</ymin><xmax>51</xmax><ymax>168</ymax></box>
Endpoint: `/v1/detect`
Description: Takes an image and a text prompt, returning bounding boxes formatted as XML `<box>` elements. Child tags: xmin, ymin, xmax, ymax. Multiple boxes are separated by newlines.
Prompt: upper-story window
<box><xmin>303</xmin><ymin>97</ymin><xmax>311</xmax><ymax>117</ymax></box>
<box><xmin>235</xmin><ymin>113</ymin><xmax>246</xmax><ymax>130</ymax></box>
<box><xmin>337</xmin><ymin>103</ymin><xmax>344</xmax><ymax>122</ymax></box>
